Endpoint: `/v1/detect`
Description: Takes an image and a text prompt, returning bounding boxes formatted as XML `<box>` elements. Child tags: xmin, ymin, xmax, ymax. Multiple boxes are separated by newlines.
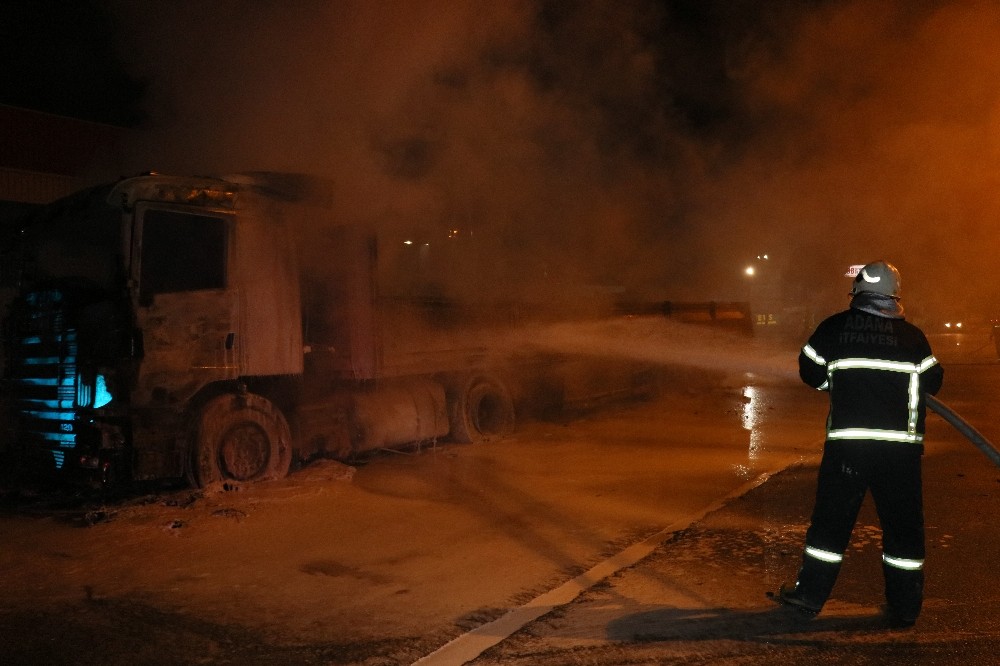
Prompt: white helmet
<box><xmin>851</xmin><ymin>260</ymin><xmax>901</xmax><ymax>298</ymax></box>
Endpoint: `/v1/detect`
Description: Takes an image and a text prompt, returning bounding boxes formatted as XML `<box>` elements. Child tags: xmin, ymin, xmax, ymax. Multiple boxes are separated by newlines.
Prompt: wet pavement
<box><xmin>1</xmin><ymin>362</ymin><xmax>998</xmax><ymax>665</ymax></box>
<box><xmin>463</xmin><ymin>362</ymin><xmax>1000</xmax><ymax>665</ymax></box>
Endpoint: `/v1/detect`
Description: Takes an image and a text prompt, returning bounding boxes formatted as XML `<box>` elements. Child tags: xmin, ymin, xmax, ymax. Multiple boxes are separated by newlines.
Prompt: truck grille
<box><xmin>8</xmin><ymin>289</ymin><xmax>82</xmax><ymax>470</ymax></box>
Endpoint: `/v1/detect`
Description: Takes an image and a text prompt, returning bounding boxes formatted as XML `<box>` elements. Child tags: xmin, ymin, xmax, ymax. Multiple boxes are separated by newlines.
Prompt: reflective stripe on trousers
<box><xmin>883</xmin><ymin>553</ymin><xmax>924</xmax><ymax>571</ymax></box>
<box><xmin>805</xmin><ymin>545</ymin><xmax>843</xmax><ymax>564</ymax></box>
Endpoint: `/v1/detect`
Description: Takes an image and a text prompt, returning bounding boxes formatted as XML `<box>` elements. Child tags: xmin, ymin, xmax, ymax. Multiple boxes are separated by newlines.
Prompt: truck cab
<box><xmin>4</xmin><ymin>175</ymin><xmax>303</xmax><ymax>486</ymax></box>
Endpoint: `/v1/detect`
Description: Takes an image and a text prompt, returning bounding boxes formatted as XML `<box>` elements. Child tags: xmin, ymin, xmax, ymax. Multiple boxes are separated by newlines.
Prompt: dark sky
<box><xmin>0</xmin><ymin>1</ymin><xmax>756</xmax><ymax>131</ymax></box>
<box><xmin>0</xmin><ymin>1</ymin><xmax>144</xmax><ymax>126</ymax></box>
<box><xmin>5</xmin><ymin>0</ymin><xmax>1000</xmax><ymax>321</ymax></box>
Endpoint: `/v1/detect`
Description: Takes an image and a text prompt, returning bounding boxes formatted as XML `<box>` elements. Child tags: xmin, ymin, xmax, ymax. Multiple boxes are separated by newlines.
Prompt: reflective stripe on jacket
<box><xmin>799</xmin><ymin>308</ymin><xmax>943</xmax><ymax>446</ymax></box>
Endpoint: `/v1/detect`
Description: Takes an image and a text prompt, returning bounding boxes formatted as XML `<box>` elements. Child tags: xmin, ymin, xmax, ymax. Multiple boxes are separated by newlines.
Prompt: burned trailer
<box><xmin>3</xmin><ymin>173</ymin><xmax>467</xmax><ymax>487</ymax></box>
<box><xmin>1</xmin><ymin>172</ymin><xmax>751</xmax><ymax>489</ymax></box>
<box><xmin>0</xmin><ymin>173</ymin><xmax>534</xmax><ymax>487</ymax></box>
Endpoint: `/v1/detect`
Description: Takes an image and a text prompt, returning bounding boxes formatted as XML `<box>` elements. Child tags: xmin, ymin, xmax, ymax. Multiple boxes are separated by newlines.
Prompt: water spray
<box><xmin>507</xmin><ymin>316</ymin><xmax>1000</xmax><ymax>467</ymax></box>
<box><xmin>509</xmin><ymin>316</ymin><xmax>800</xmax><ymax>382</ymax></box>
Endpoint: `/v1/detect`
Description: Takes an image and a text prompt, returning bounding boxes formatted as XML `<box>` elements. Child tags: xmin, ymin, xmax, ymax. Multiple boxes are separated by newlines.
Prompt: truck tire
<box><xmin>189</xmin><ymin>392</ymin><xmax>293</xmax><ymax>487</ymax></box>
<box><xmin>447</xmin><ymin>374</ymin><xmax>515</xmax><ymax>444</ymax></box>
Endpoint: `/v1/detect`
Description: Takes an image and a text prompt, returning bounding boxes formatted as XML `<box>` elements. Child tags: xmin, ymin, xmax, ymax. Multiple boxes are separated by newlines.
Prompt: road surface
<box><xmin>3</xmin><ymin>361</ymin><xmax>996</xmax><ymax>664</ymax></box>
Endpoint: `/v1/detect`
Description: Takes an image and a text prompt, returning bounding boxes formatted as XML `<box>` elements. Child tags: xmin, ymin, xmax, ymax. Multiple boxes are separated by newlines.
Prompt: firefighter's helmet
<box><xmin>851</xmin><ymin>260</ymin><xmax>901</xmax><ymax>298</ymax></box>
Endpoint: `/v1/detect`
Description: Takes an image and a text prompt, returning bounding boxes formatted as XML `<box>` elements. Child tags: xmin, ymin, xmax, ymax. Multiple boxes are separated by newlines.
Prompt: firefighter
<box><xmin>775</xmin><ymin>260</ymin><xmax>943</xmax><ymax>627</ymax></box>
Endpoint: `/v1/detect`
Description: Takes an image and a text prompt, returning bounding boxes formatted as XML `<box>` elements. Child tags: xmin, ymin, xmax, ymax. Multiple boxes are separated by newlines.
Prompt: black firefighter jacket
<box><xmin>799</xmin><ymin>306</ymin><xmax>944</xmax><ymax>452</ymax></box>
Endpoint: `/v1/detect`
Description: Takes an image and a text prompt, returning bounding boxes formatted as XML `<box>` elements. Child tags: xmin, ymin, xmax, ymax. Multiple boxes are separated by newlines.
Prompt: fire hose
<box><xmin>927</xmin><ymin>394</ymin><xmax>1000</xmax><ymax>469</ymax></box>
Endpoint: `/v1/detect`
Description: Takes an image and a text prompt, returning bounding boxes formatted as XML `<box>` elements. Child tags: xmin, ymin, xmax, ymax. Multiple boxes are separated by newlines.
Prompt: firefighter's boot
<box><xmin>776</xmin><ymin>557</ymin><xmax>841</xmax><ymax>615</ymax></box>
<box><xmin>882</xmin><ymin>563</ymin><xmax>923</xmax><ymax>627</ymax></box>
<box><xmin>774</xmin><ymin>582</ymin><xmax>821</xmax><ymax>616</ymax></box>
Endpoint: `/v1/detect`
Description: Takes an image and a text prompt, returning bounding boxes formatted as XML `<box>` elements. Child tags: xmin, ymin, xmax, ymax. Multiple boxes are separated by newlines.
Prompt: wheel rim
<box><xmin>218</xmin><ymin>422</ymin><xmax>271</xmax><ymax>481</ymax></box>
<box><xmin>472</xmin><ymin>390</ymin><xmax>511</xmax><ymax>436</ymax></box>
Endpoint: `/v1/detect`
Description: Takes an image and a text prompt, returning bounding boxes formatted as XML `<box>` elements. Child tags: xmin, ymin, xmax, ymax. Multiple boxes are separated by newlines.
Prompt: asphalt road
<box><xmin>1</xmin><ymin>361</ymin><xmax>998</xmax><ymax>665</ymax></box>
<box><xmin>464</xmin><ymin>362</ymin><xmax>1000</xmax><ymax>665</ymax></box>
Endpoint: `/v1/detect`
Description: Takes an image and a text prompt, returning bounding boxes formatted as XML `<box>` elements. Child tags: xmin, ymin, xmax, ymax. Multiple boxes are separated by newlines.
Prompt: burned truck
<box><xmin>1</xmin><ymin>172</ymin><xmax>750</xmax><ymax>488</ymax></box>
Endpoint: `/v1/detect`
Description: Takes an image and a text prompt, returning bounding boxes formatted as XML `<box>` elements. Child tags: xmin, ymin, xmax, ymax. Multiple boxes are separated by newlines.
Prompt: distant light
<box><xmin>745</xmin><ymin>266</ymin><xmax>755</xmax><ymax>276</ymax></box>
<box><xmin>403</xmin><ymin>240</ymin><xmax>413</xmax><ymax>245</ymax></box>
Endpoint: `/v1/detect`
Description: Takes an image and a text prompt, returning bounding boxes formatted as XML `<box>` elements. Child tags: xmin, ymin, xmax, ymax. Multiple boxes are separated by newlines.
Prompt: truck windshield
<box><xmin>139</xmin><ymin>209</ymin><xmax>228</xmax><ymax>303</ymax></box>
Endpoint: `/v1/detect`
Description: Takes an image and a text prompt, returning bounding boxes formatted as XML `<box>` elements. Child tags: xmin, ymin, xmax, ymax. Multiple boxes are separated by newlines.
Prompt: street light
<box><xmin>744</xmin><ymin>253</ymin><xmax>769</xmax><ymax>278</ymax></box>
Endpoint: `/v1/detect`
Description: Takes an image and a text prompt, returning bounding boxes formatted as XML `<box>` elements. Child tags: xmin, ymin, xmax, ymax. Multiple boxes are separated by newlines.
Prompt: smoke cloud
<box><xmin>107</xmin><ymin>0</ymin><xmax>1000</xmax><ymax>324</ymax></box>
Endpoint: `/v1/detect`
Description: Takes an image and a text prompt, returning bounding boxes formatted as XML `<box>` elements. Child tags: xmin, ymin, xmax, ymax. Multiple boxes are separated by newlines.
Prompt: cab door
<box><xmin>130</xmin><ymin>205</ymin><xmax>239</xmax><ymax>407</ymax></box>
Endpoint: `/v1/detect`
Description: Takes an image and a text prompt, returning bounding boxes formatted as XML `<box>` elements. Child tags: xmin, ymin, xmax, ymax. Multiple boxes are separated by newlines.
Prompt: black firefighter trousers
<box><xmin>792</xmin><ymin>440</ymin><xmax>925</xmax><ymax>619</ymax></box>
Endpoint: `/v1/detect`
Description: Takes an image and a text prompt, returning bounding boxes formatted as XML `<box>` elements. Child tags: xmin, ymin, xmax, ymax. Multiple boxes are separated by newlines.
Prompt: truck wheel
<box><xmin>448</xmin><ymin>375</ymin><xmax>515</xmax><ymax>444</ymax></box>
<box><xmin>190</xmin><ymin>393</ymin><xmax>293</xmax><ymax>487</ymax></box>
